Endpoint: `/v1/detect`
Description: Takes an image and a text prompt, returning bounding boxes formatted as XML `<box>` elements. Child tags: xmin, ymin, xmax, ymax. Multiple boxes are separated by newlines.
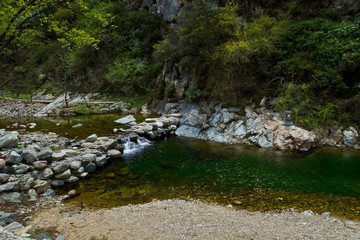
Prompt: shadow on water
<box><xmin>59</xmin><ymin>136</ymin><xmax>360</xmax><ymax>220</ymax></box>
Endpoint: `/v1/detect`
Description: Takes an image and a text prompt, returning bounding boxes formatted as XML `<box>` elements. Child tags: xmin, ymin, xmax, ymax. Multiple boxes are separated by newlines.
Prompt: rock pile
<box><xmin>0</xmin><ymin>101</ymin><xmax>46</xmax><ymax>118</ymax></box>
<box><xmin>0</xmin><ymin>130</ymin><xmax>126</xmax><ymax>205</ymax></box>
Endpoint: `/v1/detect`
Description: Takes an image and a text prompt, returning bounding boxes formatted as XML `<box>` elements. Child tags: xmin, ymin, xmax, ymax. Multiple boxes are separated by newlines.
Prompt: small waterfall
<box><xmin>122</xmin><ymin>136</ymin><xmax>151</xmax><ymax>155</ymax></box>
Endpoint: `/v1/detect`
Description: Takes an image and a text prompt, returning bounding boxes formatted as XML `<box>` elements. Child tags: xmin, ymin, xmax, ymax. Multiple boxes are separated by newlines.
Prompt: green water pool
<box><xmin>59</xmin><ymin>136</ymin><xmax>360</xmax><ymax>220</ymax></box>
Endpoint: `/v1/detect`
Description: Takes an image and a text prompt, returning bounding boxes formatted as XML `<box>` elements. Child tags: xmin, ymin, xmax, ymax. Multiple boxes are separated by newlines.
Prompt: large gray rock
<box><xmin>22</xmin><ymin>150</ymin><xmax>38</xmax><ymax>164</ymax></box>
<box><xmin>1</xmin><ymin>192</ymin><xmax>22</xmax><ymax>203</ymax></box>
<box><xmin>81</xmin><ymin>153</ymin><xmax>96</xmax><ymax>163</ymax></box>
<box><xmin>70</xmin><ymin>160</ymin><xmax>82</xmax><ymax>170</ymax></box>
<box><xmin>175</xmin><ymin>125</ymin><xmax>201</xmax><ymax>138</ymax></box>
<box><xmin>343</xmin><ymin>127</ymin><xmax>358</xmax><ymax>147</ymax></box>
<box><xmin>84</xmin><ymin>162</ymin><xmax>96</xmax><ymax>173</ymax></box>
<box><xmin>37</xmin><ymin>147</ymin><xmax>53</xmax><ymax>160</ymax></box>
<box><xmin>33</xmin><ymin>179</ymin><xmax>49</xmax><ymax>193</ymax></box>
<box><xmin>0</xmin><ymin>212</ymin><xmax>16</xmax><ymax>225</ymax></box>
<box><xmin>55</xmin><ymin>169</ymin><xmax>71</xmax><ymax>179</ymax></box>
<box><xmin>107</xmin><ymin>149</ymin><xmax>121</xmax><ymax>158</ymax></box>
<box><xmin>5</xmin><ymin>151</ymin><xmax>22</xmax><ymax>164</ymax></box>
<box><xmin>95</xmin><ymin>156</ymin><xmax>107</xmax><ymax>167</ymax></box>
<box><xmin>0</xmin><ymin>133</ymin><xmax>18</xmax><ymax>149</ymax></box>
<box><xmin>86</xmin><ymin>134</ymin><xmax>98</xmax><ymax>142</ymax></box>
<box><xmin>19</xmin><ymin>174</ymin><xmax>35</xmax><ymax>191</ymax></box>
<box><xmin>39</xmin><ymin>168</ymin><xmax>54</xmax><ymax>180</ymax></box>
<box><xmin>0</xmin><ymin>182</ymin><xmax>17</xmax><ymax>192</ymax></box>
<box><xmin>0</xmin><ymin>174</ymin><xmax>9</xmax><ymax>184</ymax></box>
<box><xmin>182</xmin><ymin>109</ymin><xmax>206</xmax><ymax>128</ymax></box>
<box><xmin>50</xmin><ymin>180</ymin><xmax>65</xmax><ymax>188</ymax></box>
<box><xmin>114</xmin><ymin>115</ymin><xmax>136</xmax><ymax>125</ymax></box>
<box><xmin>52</xmin><ymin>152</ymin><xmax>66</xmax><ymax>161</ymax></box>
<box><xmin>33</xmin><ymin>161</ymin><xmax>48</xmax><ymax>170</ymax></box>
<box><xmin>53</xmin><ymin>162</ymin><xmax>69</xmax><ymax>174</ymax></box>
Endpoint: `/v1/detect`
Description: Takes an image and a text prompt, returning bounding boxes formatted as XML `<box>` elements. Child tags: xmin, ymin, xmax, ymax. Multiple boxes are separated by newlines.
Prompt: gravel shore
<box><xmin>30</xmin><ymin>199</ymin><xmax>360</xmax><ymax>240</ymax></box>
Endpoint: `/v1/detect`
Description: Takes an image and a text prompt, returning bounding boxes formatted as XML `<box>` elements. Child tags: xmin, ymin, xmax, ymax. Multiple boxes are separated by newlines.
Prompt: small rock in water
<box><xmin>107</xmin><ymin>149</ymin><xmax>121</xmax><ymax>158</ymax></box>
<box><xmin>68</xmin><ymin>190</ymin><xmax>77</xmax><ymax>197</ymax></box>
<box><xmin>72</xmin><ymin>123</ymin><xmax>83</xmax><ymax>128</ymax></box>
<box><xmin>86</xmin><ymin>134</ymin><xmax>97</xmax><ymax>142</ymax></box>
<box><xmin>233</xmin><ymin>200</ymin><xmax>242</xmax><ymax>205</ymax></box>
<box><xmin>114</xmin><ymin>115</ymin><xmax>136</xmax><ymax>125</ymax></box>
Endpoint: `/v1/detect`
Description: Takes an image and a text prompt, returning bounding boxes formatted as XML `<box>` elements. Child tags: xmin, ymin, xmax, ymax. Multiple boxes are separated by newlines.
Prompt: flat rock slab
<box><xmin>115</xmin><ymin>115</ymin><xmax>136</xmax><ymax>125</ymax></box>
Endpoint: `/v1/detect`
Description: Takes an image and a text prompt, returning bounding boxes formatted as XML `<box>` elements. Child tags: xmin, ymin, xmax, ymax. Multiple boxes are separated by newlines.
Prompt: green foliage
<box><xmin>275</xmin><ymin>17</ymin><xmax>360</xmax><ymax>97</ymax></box>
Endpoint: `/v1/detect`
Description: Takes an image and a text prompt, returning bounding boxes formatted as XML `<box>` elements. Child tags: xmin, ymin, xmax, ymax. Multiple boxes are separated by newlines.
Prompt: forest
<box><xmin>1</xmin><ymin>0</ymin><xmax>359</xmax><ymax>129</ymax></box>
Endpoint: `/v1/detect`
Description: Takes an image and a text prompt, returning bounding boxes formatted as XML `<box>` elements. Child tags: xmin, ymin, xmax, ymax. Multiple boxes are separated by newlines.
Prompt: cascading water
<box><xmin>122</xmin><ymin>136</ymin><xmax>151</xmax><ymax>155</ymax></box>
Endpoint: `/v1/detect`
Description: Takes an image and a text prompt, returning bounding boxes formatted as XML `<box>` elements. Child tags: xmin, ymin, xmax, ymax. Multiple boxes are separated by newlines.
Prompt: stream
<box><xmin>1</xmin><ymin>115</ymin><xmax>359</xmax><ymax>220</ymax></box>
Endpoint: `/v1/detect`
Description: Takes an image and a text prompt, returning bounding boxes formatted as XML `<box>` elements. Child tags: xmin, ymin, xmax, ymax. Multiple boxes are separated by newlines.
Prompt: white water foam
<box><xmin>122</xmin><ymin>136</ymin><xmax>151</xmax><ymax>155</ymax></box>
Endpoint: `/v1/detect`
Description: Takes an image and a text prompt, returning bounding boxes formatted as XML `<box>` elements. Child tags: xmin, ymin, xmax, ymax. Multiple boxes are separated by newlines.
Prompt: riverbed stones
<box><xmin>39</xmin><ymin>168</ymin><xmax>54</xmax><ymax>180</ymax></box>
<box><xmin>51</xmin><ymin>180</ymin><xmax>65</xmax><ymax>188</ymax></box>
<box><xmin>115</xmin><ymin>115</ymin><xmax>136</xmax><ymax>125</ymax></box>
<box><xmin>22</xmin><ymin>150</ymin><xmax>37</xmax><ymax>164</ymax></box>
<box><xmin>36</xmin><ymin>147</ymin><xmax>53</xmax><ymax>160</ymax></box>
<box><xmin>0</xmin><ymin>159</ymin><xmax>5</xmax><ymax>169</ymax></box>
<box><xmin>84</xmin><ymin>162</ymin><xmax>96</xmax><ymax>173</ymax></box>
<box><xmin>5</xmin><ymin>151</ymin><xmax>22</xmax><ymax>164</ymax></box>
<box><xmin>0</xmin><ymin>182</ymin><xmax>17</xmax><ymax>192</ymax></box>
<box><xmin>55</xmin><ymin>169</ymin><xmax>71</xmax><ymax>180</ymax></box>
<box><xmin>81</xmin><ymin>153</ymin><xmax>96</xmax><ymax>163</ymax></box>
<box><xmin>33</xmin><ymin>179</ymin><xmax>49</xmax><ymax>193</ymax></box>
<box><xmin>13</xmin><ymin>164</ymin><xmax>30</xmax><ymax>174</ymax></box>
<box><xmin>0</xmin><ymin>174</ymin><xmax>9</xmax><ymax>184</ymax></box>
<box><xmin>107</xmin><ymin>149</ymin><xmax>121</xmax><ymax>158</ymax></box>
<box><xmin>70</xmin><ymin>160</ymin><xmax>82</xmax><ymax>170</ymax></box>
<box><xmin>0</xmin><ymin>133</ymin><xmax>19</xmax><ymax>149</ymax></box>
<box><xmin>86</xmin><ymin>134</ymin><xmax>97</xmax><ymax>142</ymax></box>
<box><xmin>65</xmin><ymin>176</ymin><xmax>79</xmax><ymax>183</ymax></box>
<box><xmin>53</xmin><ymin>162</ymin><xmax>69</xmax><ymax>174</ymax></box>
<box><xmin>33</xmin><ymin>161</ymin><xmax>48</xmax><ymax>170</ymax></box>
<box><xmin>95</xmin><ymin>156</ymin><xmax>107</xmax><ymax>167</ymax></box>
<box><xmin>1</xmin><ymin>192</ymin><xmax>22</xmax><ymax>203</ymax></box>
<box><xmin>52</xmin><ymin>152</ymin><xmax>66</xmax><ymax>161</ymax></box>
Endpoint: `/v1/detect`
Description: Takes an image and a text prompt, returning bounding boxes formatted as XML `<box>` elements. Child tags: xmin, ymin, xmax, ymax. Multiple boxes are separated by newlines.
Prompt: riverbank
<box><xmin>28</xmin><ymin>199</ymin><xmax>360</xmax><ymax>240</ymax></box>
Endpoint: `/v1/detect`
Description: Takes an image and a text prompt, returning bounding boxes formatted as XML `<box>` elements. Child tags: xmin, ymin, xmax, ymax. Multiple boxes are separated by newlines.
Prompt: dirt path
<box><xmin>29</xmin><ymin>199</ymin><xmax>360</xmax><ymax>240</ymax></box>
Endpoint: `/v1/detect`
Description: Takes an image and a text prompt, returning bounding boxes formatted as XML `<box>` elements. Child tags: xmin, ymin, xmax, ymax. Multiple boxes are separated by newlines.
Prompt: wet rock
<box><xmin>81</xmin><ymin>153</ymin><xmax>96</xmax><ymax>163</ymax></box>
<box><xmin>86</xmin><ymin>134</ymin><xmax>97</xmax><ymax>142</ymax></box>
<box><xmin>51</xmin><ymin>180</ymin><xmax>65</xmax><ymax>188</ymax></box>
<box><xmin>22</xmin><ymin>150</ymin><xmax>38</xmax><ymax>164</ymax></box>
<box><xmin>53</xmin><ymin>162</ymin><xmax>69</xmax><ymax>174</ymax></box>
<box><xmin>52</xmin><ymin>152</ymin><xmax>66</xmax><ymax>161</ymax></box>
<box><xmin>0</xmin><ymin>133</ymin><xmax>19</xmax><ymax>149</ymax></box>
<box><xmin>129</xmin><ymin>132</ymin><xmax>138</xmax><ymax>142</ymax></box>
<box><xmin>107</xmin><ymin>149</ymin><xmax>121</xmax><ymax>158</ymax></box>
<box><xmin>0</xmin><ymin>182</ymin><xmax>17</xmax><ymax>192</ymax></box>
<box><xmin>115</xmin><ymin>115</ymin><xmax>136</xmax><ymax>125</ymax></box>
<box><xmin>343</xmin><ymin>127</ymin><xmax>358</xmax><ymax>147</ymax></box>
<box><xmin>5</xmin><ymin>151</ymin><xmax>22</xmax><ymax>164</ymax></box>
<box><xmin>80</xmin><ymin>172</ymin><xmax>88</xmax><ymax>178</ymax></box>
<box><xmin>1</xmin><ymin>192</ymin><xmax>22</xmax><ymax>203</ymax></box>
<box><xmin>72</xmin><ymin>167</ymin><xmax>84</xmax><ymax>177</ymax></box>
<box><xmin>0</xmin><ymin>174</ymin><xmax>9</xmax><ymax>184</ymax></box>
<box><xmin>95</xmin><ymin>156</ymin><xmax>107</xmax><ymax>167</ymax></box>
<box><xmin>55</xmin><ymin>169</ymin><xmax>71</xmax><ymax>180</ymax></box>
<box><xmin>33</xmin><ymin>179</ymin><xmax>49</xmax><ymax>193</ymax></box>
<box><xmin>84</xmin><ymin>162</ymin><xmax>96</xmax><ymax>173</ymax></box>
<box><xmin>68</xmin><ymin>190</ymin><xmax>77</xmax><ymax>197</ymax></box>
<box><xmin>33</xmin><ymin>161</ymin><xmax>48</xmax><ymax>170</ymax></box>
<box><xmin>39</xmin><ymin>168</ymin><xmax>54</xmax><ymax>180</ymax></box>
<box><xmin>65</xmin><ymin>176</ymin><xmax>79</xmax><ymax>183</ymax></box>
<box><xmin>70</xmin><ymin>160</ymin><xmax>82</xmax><ymax>170</ymax></box>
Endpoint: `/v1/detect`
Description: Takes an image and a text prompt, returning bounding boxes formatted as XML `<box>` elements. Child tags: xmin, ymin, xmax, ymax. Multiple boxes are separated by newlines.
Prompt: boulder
<box><xmin>84</xmin><ymin>162</ymin><xmax>96</xmax><ymax>173</ymax></box>
<box><xmin>86</xmin><ymin>134</ymin><xmax>98</xmax><ymax>142</ymax></box>
<box><xmin>107</xmin><ymin>149</ymin><xmax>122</xmax><ymax>158</ymax></box>
<box><xmin>81</xmin><ymin>153</ymin><xmax>96</xmax><ymax>163</ymax></box>
<box><xmin>39</xmin><ymin>168</ymin><xmax>54</xmax><ymax>180</ymax></box>
<box><xmin>0</xmin><ymin>182</ymin><xmax>17</xmax><ymax>192</ymax></box>
<box><xmin>70</xmin><ymin>160</ymin><xmax>82</xmax><ymax>170</ymax></box>
<box><xmin>22</xmin><ymin>150</ymin><xmax>38</xmax><ymax>164</ymax></box>
<box><xmin>273</xmin><ymin>125</ymin><xmax>316</xmax><ymax>151</ymax></box>
<box><xmin>52</xmin><ymin>162</ymin><xmax>69</xmax><ymax>174</ymax></box>
<box><xmin>52</xmin><ymin>152</ymin><xmax>66</xmax><ymax>161</ymax></box>
<box><xmin>114</xmin><ymin>115</ymin><xmax>136</xmax><ymax>125</ymax></box>
<box><xmin>95</xmin><ymin>156</ymin><xmax>107</xmax><ymax>167</ymax></box>
<box><xmin>0</xmin><ymin>133</ymin><xmax>18</xmax><ymax>149</ymax></box>
<box><xmin>33</xmin><ymin>179</ymin><xmax>49</xmax><ymax>193</ymax></box>
<box><xmin>12</xmin><ymin>164</ymin><xmax>30</xmax><ymax>174</ymax></box>
<box><xmin>175</xmin><ymin>125</ymin><xmax>201</xmax><ymax>138</ymax></box>
<box><xmin>50</xmin><ymin>180</ymin><xmax>65</xmax><ymax>188</ymax></box>
<box><xmin>129</xmin><ymin>132</ymin><xmax>138</xmax><ymax>142</ymax></box>
<box><xmin>55</xmin><ymin>169</ymin><xmax>71</xmax><ymax>180</ymax></box>
<box><xmin>33</xmin><ymin>161</ymin><xmax>48</xmax><ymax>170</ymax></box>
<box><xmin>5</xmin><ymin>151</ymin><xmax>22</xmax><ymax>164</ymax></box>
<box><xmin>36</xmin><ymin>147</ymin><xmax>53</xmax><ymax>160</ymax></box>
<box><xmin>0</xmin><ymin>192</ymin><xmax>22</xmax><ymax>203</ymax></box>
<box><xmin>0</xmin><ymin>174</ymin><xmax>9</xmax><ymax>184</ymax></box>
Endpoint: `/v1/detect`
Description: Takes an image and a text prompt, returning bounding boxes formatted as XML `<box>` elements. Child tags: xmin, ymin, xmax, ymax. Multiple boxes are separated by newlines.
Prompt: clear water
<box><xmin>61</xmin><ymin>136</ymin><xmax>360</xmax><ymax>220</ymax></box>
